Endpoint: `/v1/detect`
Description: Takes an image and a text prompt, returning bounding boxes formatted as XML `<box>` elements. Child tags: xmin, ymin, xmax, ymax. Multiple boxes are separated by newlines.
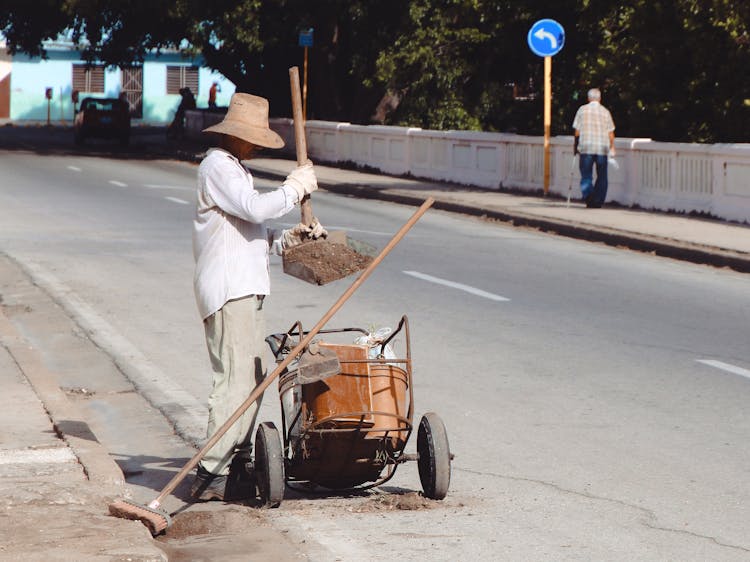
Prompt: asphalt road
<box><xmin>1</xmin><ymin>147</ymin><xmax>749</xmax><ymax>560</ymax></box>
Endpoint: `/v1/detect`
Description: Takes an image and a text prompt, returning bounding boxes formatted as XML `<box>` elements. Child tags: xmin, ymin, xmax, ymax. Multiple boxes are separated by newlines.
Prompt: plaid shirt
<box><xmin>572</xmin><ymin>101</ymin><xmax>615</xmax><ymax>155</ymax></box>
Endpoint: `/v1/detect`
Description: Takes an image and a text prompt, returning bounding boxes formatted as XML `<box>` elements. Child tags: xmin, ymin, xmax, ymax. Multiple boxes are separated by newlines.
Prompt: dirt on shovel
<box><xmin>284</xmin><ymin>67</ymin><xmax>375</xmax><ymax>286</ymax></box>
<box><xmin>283</xmin><ymin>239</ymin><xmax>373</xmax><ymax>285</ymax></box>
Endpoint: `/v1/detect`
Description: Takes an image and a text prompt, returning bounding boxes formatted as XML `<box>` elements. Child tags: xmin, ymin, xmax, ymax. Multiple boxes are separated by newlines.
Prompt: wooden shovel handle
<box><xmin>289</xmin><ymin>66</ymin><xmax>313</xmax><ymax>226</ymax></box>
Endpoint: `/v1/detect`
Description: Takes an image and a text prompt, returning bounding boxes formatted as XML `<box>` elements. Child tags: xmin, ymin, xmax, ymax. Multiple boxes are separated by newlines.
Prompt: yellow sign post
<box><xmin>303</xmin><ymin>45</ymin><xmax>309</xmax><ymax>120</ymax></box>
<box><xmin>298</xmin><ymin>28</ymin><xmax>314</xmax><ymax>120</ymax></box>
<box><xmin>543</xmin><ymin>56</ymin><xmax>552</xmax><ymax>194</ymax></box>
<box><xmin>527</xmin><ymin>19</ymin><xmax>565</xmax><ymax>196</ymax></box>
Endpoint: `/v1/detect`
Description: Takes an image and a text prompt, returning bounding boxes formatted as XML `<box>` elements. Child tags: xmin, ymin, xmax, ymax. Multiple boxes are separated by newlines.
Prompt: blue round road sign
<box><xmin>527</xmin><ymin>19</ymin><xmax>565</xmax><ymax>57</ymax></box>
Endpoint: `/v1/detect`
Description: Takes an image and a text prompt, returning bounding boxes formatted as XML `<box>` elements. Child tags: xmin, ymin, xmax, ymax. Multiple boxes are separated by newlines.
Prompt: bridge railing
<box><xmin>185</xmin><ymin>110</ymin><xmax>750</xmax><ymax>223</ymax></box>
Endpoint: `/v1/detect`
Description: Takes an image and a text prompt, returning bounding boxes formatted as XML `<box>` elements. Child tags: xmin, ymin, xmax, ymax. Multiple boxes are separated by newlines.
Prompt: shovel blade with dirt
<box><xmin>282</xmin><ymin>66</ymin><xmax>373</xmax><ymax>285</ymax></box>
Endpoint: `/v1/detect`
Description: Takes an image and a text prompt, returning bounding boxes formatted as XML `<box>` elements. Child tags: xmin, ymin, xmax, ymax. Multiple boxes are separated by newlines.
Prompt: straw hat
<box><xmin>202</xmin><ymin>93</ymin><xmax>284</xmax><ymax>149</ymax></box>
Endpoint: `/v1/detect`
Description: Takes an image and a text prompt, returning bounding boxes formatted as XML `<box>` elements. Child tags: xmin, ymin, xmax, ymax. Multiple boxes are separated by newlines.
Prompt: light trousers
<box><xmin>200</xmin><ymin>295</ymin><xmax>266</xmax><ymax>476</ymax></box>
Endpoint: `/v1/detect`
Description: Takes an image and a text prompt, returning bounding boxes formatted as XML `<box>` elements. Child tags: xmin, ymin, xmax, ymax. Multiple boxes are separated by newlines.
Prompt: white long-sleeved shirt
<box><xmin>193</xmin><ymin>148</ymin><xmax>298</xmax><ymax>319</ymax></box>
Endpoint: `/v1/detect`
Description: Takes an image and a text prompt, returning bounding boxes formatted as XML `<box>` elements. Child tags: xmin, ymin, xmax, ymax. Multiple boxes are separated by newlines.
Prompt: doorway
<box><xmin>121</xmin><ymin>67</ymin><xmax>143</xmax><ymax>118</ymax></box>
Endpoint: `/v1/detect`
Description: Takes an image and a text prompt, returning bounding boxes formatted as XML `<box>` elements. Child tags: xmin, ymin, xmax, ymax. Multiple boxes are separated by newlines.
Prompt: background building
<box><xmin>0</xmin><ymin>37</ymin><xmax>234</xmax><ymax>124</ymax></box>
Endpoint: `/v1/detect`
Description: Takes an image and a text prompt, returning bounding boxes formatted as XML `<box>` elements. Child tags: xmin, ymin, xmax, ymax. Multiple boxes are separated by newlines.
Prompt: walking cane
<box><xmin>566</xmin><ymin>154</ymin><xmax>578</xmax><ymax>208</ymax></box>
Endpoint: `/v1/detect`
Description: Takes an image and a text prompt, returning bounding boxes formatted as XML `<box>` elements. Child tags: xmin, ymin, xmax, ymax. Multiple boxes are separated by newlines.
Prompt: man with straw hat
<box><xmin>191</xmin><ymin>93</ymin><xmax>324</xmax><ymax>500</ymax></box>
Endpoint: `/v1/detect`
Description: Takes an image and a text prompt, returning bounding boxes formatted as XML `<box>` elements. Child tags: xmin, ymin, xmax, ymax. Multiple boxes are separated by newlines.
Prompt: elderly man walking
<box><xmin>573</xmin><ymin>88</ymin><xmax>616</xmax><ymax>208</ymax></box>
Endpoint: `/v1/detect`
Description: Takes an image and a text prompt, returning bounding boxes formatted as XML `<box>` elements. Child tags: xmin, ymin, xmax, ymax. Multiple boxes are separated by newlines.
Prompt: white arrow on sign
<box><xmin>534</xmin><ymin>28</ymin><xmax>558</xmax><ymax>49</ymax></box>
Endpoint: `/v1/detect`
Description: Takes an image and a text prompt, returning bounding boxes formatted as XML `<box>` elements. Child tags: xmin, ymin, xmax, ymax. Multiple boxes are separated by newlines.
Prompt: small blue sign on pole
<box><xmin>298</xmin><ymin>28</ymin><xmax>314</xmax><ymax>48</ymax></box>
<box><xmin>527</xmin><ymin>19</ymin><xmax>565</xmax><ymax>57</ymax></box>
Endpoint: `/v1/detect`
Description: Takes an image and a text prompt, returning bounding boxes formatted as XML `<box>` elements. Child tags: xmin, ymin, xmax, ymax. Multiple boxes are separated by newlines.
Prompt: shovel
<box><xmin>282</xmin><ymin>66</ymin><xmax>374</xmax><ymax>285</ymax></box>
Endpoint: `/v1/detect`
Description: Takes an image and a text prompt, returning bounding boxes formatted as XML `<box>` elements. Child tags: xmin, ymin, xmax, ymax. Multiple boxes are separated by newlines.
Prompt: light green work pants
<box><xmin>200</xmin><ymin>295</ymin><xmax>266</xmax><ymax>476</ymax></box>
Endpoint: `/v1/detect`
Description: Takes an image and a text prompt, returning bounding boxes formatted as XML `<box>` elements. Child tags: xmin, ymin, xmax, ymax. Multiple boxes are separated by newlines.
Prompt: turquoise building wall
<box><xmin>8</xmin><ymin>46</ymin><xmax>235</xmax><ymax>124</ymax></box>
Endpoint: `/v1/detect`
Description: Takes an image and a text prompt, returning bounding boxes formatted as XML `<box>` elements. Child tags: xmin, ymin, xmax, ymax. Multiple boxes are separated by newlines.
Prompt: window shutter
<box><xmin>166</xmin><ymin>66</ymin><xmax>199</xmax><ymax>94</ymax></box>
<box><xmin>72</xmin><ymin>64</ymin><xmax>105</xmax><ymax>93</ymax></box>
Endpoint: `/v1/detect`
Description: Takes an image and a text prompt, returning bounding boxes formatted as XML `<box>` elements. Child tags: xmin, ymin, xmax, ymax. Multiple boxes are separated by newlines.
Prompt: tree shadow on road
<box><xmin>0</xmin><ymin>124</ymin><xmax>208</xmax><ymax>162</ymax></box>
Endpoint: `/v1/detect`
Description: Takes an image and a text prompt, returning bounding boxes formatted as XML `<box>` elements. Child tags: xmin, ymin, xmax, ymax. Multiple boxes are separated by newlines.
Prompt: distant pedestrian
<box><xmin>572</xmin><ymin>88</ymin><xmax>616</xmax><ymax>208</ymax></box>
<box><xmin>118</xmin><ymin>91</ymin><xmax>130</xmax><ymax>114</ymax></box>
<box><xmin>167</xmin><ymin>87</ymin><xmax>196</xmax><ymax>139</ymax></box>
<box><xmin>208</xmin><ymin>82</ymin><xmax>221</xmax><ymax>109</ymax></box>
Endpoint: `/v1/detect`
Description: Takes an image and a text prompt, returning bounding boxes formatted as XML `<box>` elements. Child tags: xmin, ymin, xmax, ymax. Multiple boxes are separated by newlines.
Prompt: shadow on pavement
<box><xmin>0</xmin><ymin>123</ymin><xmax>208</xmax><ymax>161</ymax></box>
<box><xmin>113</xmin><ymin>452</ymin><xmax>195</xmax><ymax>501</ymax></box>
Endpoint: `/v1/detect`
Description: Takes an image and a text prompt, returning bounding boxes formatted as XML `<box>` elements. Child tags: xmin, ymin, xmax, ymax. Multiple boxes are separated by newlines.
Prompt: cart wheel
<box><xmin>255</xmin><ymin>422</ymin><xmax>285</xmax><ymax>507</ymax></box>
<box><xmin>417</xmin><ymin>412</ymin><xmax>451</xmax><ymax>500</ymax></box>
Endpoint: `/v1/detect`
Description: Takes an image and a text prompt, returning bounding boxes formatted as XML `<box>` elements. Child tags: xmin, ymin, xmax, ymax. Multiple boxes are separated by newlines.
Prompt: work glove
<box><xmin>283</xmin><ymin>160</ymin><xmax>318</xmax><ymax>203</ymax></box>
<box><xmin>281</xmin><ymin>217</ymin><xmax>328</xmax><ymax>249</ymax></box>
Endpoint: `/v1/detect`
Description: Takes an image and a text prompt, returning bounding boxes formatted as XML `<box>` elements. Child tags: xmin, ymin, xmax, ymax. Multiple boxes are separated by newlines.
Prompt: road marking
<box><xmin>403</xmin><ymin>270</ymin><xmax>510</xmax><ymax>302</ymax></box>
<box><xmin>144</xmin><ymin>184</ymin><xmax>193</xmax><ymax>192</ymax></box>
<box><xmin>108</xmin><ymin>180</ymin><xmax>127</xmax><ymax>187</ymax></box>
<box><xmin>696</xmin><ymin>359</ymin><xmax>750</xmax><ymax>380</ymax></box>
<box><xmin>165</xmin><ymin>196</ymin><xmax>189</xmax><ymax>205</ymax></box>
<box><xmin>0</xmin><ymin>447</ymin><xmax>77</xmax><ymax>465</ymax></box>
<box><xmin>67</xmin><ymin>166</ymin><xmax>81</xmax><ymax>172</ymax></box>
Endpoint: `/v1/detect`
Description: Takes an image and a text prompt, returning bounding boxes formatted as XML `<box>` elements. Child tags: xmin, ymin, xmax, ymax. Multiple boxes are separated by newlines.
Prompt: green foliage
<box><xmin>0</xmin><ymin>1</ymin><xmax>74</xmax><ymax>57</ymax></box>
<box><xmin>2</xmin><ymin>0</ymin><xmax>749</xmax><ymax>141</ymax></box>
<box><xmin>575</xmin><ymin>0</ymin><xmax>750</xmax><ymax>141</ymax></box>
<box><xmin>374</xmin><ymin>0</ymin><xmax>487</xmax><ymax>130</ymax></box>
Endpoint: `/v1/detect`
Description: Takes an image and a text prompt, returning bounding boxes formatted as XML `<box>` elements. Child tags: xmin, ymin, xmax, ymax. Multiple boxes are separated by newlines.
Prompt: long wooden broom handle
<box><xmin>150</xmin><ymin>196</ymin><xmax>435</xmax><ymax>508</ymax></box>
<box><xmin>289</xmin><ymin>66</ymin><xmax>314</xmax><ymax>226</ymax></box>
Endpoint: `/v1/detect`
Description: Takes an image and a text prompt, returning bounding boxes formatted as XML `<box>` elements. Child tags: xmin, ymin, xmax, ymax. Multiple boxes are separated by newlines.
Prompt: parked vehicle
<box><xmin>74</xmin><ymin>97</ymin><xmax>130</xmax><ymax>146</ymax></box>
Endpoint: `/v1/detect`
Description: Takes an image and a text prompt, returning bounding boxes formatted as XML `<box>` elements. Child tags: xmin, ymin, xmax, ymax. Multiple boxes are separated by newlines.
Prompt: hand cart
<box><xmin>255</xmin><ymin>315</ymin><xmax>451</xmax><ymax>506</ymax></box>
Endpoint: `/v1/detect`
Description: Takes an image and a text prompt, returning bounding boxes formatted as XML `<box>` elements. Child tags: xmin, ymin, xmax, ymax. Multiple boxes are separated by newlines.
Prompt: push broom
<box><xmin>109</xmin><ymin>196</ymin><xmax>435</xmax><ymax>535</ymax></box>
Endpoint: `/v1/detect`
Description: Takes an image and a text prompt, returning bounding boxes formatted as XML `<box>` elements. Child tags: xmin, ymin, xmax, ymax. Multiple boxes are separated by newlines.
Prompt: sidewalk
<box><xmin>245</xmin><ymin>157</ymin><xmax>750</xmax><ymax>274</ymax></box>
<box><xmin>0</xmin><ymin>252</ymin><xmax>304</xmax><ymax>561</ymax></box>
<box><xmin>0</xmin><ymin>300</ymin><xmax>165</xmax><ymax>560</ymax></box>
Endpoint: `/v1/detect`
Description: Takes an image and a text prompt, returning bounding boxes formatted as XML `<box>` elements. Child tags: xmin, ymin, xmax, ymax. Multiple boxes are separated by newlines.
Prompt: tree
<box><xmin>576</xmin><ymin>0</ymin><xmax>750</xmax><ymax>142</ymax></box>
<box><xmin>2</xmin><ymin>0</ymin><xmax>749</xmax><ymax>140</ymax></box>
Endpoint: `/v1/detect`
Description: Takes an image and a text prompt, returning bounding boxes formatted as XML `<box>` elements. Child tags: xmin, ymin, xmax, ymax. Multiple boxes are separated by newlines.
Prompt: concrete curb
<box><xmin>0</xmin><ymin>305</ymin><xmax>126</xmax><ymax>490</ymax></box>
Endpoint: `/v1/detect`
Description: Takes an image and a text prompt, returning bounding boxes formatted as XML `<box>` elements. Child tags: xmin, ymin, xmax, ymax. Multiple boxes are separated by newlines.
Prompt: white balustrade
<box><xmin>185</xmin><ymin>110</ymin><xmax>750</xmax><ymax>223</ymax></box>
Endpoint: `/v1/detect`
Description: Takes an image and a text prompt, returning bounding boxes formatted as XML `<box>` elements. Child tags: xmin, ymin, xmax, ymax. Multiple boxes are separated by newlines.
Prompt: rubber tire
<box><xmin>255</xmin><ymin>422</ymin><xmax>285</xmax><ymax>507</ymax></box>
<box><xmin>417</xmin><ymin>412</ymin><xmax>451</xmax><ymax>500</ymax></box>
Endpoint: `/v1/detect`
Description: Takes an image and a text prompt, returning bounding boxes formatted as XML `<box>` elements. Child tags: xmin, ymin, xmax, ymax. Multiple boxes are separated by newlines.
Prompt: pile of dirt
<box><xmin>156</xmin><ymin>506</ymin><xmax>301</xmax><ymax>560</ymax></box>
<box><xmin>352</xmin><ymin>492</ymin><xmax>438</xmax><ymax>512</ymax></box>
<box><xmin>283</xmin><ymin>240</ymin><xmax>373</xmax><ymax>285</ymax></box>
<box><xmin>159</xmin><ymin>506</ymin><xmax>265</xmax><ymax>540</ymax></box>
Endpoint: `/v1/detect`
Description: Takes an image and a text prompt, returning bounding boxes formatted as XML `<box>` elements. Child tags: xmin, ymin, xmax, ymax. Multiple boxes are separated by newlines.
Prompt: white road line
<box><xmin>403</xmin><ymin>270</ymin><xmax>510</xmax><ymax>302</ymax></box>
<box><xmin>696</xmin><ymin>359</ymin><xmax>750</xmax><ymax>380</ymax></box>
<box><xmin>165</xmin><ymin>196</ymin><xmax>189</xmax><ymax>205</ymax></box>
<box><xmin>108</xmin><ymin>180</ymin><xmax>127</xmax><ymax>187</ymax></box>
<box><xmin>144</xmin><ymin>184</ymin><xmax>193</xmax><ymax>191</ymax></box>
<box><xmin>67</xmin><ymin>166</ymin><xmax>81</xmax><ymax>172</ymax></box>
